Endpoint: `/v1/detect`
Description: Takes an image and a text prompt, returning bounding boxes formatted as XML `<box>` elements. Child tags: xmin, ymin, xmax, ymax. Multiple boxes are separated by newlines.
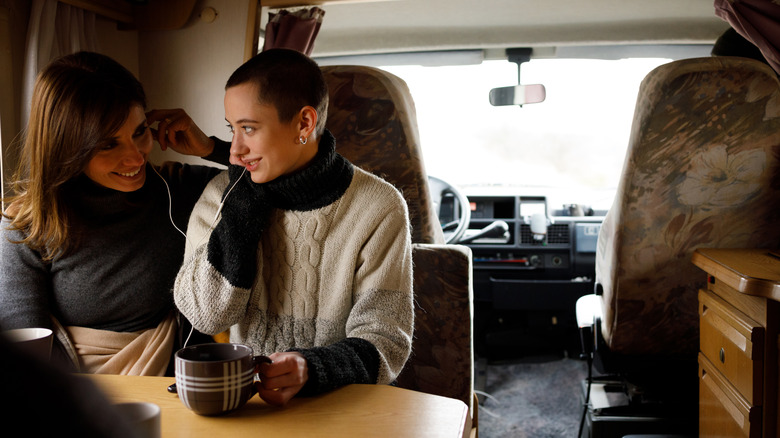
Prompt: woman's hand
<box><xmin>146</xmin><ymin>108</ymin><xmax>214</xmax><ymax>157</ymax></box>
<box><xmin>256</xmin><ymin>351</ymin><xmax>309</xmax><ymax>406</ymax></box>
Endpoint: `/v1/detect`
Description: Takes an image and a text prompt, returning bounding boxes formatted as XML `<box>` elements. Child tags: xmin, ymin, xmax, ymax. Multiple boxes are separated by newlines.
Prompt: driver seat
<box><xmin>321</xmin><ymin>65</ymin><xmax>476</xmax><ymax>433</ymax></box>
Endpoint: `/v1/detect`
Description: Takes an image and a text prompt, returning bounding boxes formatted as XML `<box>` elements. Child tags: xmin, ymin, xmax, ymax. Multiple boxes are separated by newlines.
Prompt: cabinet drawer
<box><xmin>699</xmin><ymin>290</ymin><xmax>764</xmax><ymax>404</ymax></box>
<box><xmin>699</xmin><ymin>354</ymin><xmax>761</xmax><ymax>438</ymax></box>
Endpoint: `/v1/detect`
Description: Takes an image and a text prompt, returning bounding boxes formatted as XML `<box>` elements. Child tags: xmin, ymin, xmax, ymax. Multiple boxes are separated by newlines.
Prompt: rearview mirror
<box><xmin>489</xmin><ymin>84</ymin><xmax>546</xmax><ymax>106</ymax></box>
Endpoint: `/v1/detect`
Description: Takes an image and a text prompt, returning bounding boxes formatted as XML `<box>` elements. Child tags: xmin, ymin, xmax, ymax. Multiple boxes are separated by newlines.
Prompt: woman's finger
<box><xmin>256</xmin><ymin>383</ymin><xmax>301</xmax><ymax>406</ymax></box>
<box><xmin>258</xmin><ymin>370</ymin><xmax>301</xmax><ymax>391</ymax></box>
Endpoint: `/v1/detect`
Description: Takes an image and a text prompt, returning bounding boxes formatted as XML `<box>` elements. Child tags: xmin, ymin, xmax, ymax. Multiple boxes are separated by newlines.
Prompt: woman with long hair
<box><xmin>0</xmin><ymin>51</ymin><xmax>226</xmax><ymax>375</ymax></box>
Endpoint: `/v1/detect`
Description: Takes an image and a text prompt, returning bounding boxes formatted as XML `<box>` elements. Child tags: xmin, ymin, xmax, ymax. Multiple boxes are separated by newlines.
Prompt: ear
<box><xmin>297</xmin><ymin>106</ymin><xmax>318</xmax><ymax>140</ymax></box>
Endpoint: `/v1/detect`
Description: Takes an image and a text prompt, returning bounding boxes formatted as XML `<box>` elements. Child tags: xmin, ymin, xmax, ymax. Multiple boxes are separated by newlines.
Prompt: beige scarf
<box><xmin>55</xmin><ymin>312</ymin><xmax>176</xmax><ymax>376</ymax></box>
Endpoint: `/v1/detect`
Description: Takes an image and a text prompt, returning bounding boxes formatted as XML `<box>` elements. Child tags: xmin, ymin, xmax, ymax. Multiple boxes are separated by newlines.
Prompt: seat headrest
<box><xmin>321</xmin><ymin>65</ymin><xmax>445</xmax><ymax>244</ymax></box>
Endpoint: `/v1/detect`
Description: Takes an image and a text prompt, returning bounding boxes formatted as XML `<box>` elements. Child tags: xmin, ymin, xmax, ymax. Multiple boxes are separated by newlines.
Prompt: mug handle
<box><xmin>253</xmin><ymin>355</ymin><xmax>272</xmax><ymax>366</ymax></box>
<box><xmin>250</xmin><ymin>355</ymin><xmax>273</xmax><ymax>397</ymax></box>
<box><xmin>251</xmin><ymin>355</ymin><xmax>273</xmax><ymax>381</ymax></box>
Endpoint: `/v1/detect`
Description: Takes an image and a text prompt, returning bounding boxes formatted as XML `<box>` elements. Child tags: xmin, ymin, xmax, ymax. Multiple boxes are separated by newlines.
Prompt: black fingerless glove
<box><xmin>292</xmin><ymin>338</ymin><xmax>381</xmax><ymax>396</ymax></box>
<box><xmin>206</xmin><ymin>165</ymin><xmax>270</xmax><ymax>289</ymax></box>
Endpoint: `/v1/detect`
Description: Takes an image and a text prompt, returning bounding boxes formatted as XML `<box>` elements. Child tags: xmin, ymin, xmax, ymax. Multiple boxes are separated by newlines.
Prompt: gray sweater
<box><xmin>0</xmin><ymin>161</ymin><xmax>221</xmax><ymax>365</ymax></box>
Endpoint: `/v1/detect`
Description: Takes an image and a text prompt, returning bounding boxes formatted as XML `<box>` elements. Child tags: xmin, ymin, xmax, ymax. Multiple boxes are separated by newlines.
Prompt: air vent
<box><xmin>520</xmin><ymin>223</ymin><xmax>570</xmax><ymax>245</ymax></box>
<box><xmin>547</xmin><ymin>224</ymin><xmax>570</xmax><ymax>244</ymax></box>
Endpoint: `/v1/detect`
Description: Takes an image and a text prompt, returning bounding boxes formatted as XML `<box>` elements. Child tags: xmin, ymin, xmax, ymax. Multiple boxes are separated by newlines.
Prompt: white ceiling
<box><xmin>281</xmin><ymin>0</ymin><xmax>730</xmax><ymax>58</ymax></box>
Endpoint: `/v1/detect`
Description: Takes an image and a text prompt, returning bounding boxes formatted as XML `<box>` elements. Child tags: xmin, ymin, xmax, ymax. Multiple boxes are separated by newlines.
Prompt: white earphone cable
<box><xmin>151</xmin><ymin>164</ymin><xmax>188</xmax><ymax>240</ymax></box>
<box><xmin>151</xmin><ymin>164</ymin><xmax>247</xmax><ymax>348</ymax></box>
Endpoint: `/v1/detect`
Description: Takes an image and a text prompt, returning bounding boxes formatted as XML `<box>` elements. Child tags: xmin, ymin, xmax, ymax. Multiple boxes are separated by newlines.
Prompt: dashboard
<box><xmin>458</xmin><ymin>194</ymin><xmax>604</xmax><ymax>360</ymax></box>
<box><xmin>467</xmin><ymin>195</ymin><xmax>600</xmax><ymax>273</ymax></box>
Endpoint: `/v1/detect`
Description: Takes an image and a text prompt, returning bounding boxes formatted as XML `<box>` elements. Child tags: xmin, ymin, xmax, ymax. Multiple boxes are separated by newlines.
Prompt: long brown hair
<box><xmin>3</xmin><ymin>51</ymin><xmax>146</xmax><ymax>260</ymax></box>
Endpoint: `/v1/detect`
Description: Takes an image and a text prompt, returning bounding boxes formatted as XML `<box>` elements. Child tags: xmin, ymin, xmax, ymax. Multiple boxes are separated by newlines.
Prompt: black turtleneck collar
<box><xmin>64</xmin><ymin>163</ymin><xmax>161</xmax><ymax>219</ymax></box>
<box><xmin>253</xmin><ymin>129</ymin><xmax>354</xmax><ymax>211</ymax></box>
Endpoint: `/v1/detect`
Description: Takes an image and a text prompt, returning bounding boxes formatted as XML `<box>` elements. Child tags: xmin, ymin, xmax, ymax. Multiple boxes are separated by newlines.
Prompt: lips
<box><xmin>116</xmin><ymin>167</ymin><xmax>142</xmax><ymax>177</ymax></box>
<box><xmin>243</xmin><ymin>158</ymin><xmax>261</xmax><ymax>170</ymax></box>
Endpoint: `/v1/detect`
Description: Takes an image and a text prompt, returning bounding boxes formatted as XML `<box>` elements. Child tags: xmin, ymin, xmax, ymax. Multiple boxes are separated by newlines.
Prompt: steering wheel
<box><xmin>428</xmin><ymin>175</ymin><xmax>471</xmax><ymax>244</ymax></box>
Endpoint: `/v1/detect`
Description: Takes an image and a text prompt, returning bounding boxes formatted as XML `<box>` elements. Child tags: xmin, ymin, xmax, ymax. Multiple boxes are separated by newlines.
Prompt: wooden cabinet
<box><xmin>692</xmin><ymin>248</ymin><xmax>780</xmax><ymax>438</ymax></box>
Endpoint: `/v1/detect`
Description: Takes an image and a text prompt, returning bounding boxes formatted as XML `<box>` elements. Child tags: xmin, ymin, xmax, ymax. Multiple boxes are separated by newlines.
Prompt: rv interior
<box><xmin>4</xmin><ymin>0</ymin><xmax>780</xmax><ymax>437</ymax></box>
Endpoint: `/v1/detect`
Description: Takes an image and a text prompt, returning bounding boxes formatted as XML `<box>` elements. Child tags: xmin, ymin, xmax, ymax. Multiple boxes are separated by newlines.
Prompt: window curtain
<box><xmin>262</xmin><ymin>7</ymin><xmax>325</xmax><ymax>56</ymax></box>
<box><xmin>21</xmin><ymin>0</ymin><xmax>97</xmax><ymax>127</ymax></box>
<box><xmin>715</xmin><ymin>0</ymin><xmax>780</xmax><ymax>74</ymax></box>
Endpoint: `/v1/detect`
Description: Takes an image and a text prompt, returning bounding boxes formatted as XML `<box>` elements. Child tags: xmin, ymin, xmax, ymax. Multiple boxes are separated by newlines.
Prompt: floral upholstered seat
<box><xmin>321</xmin><ymin>65</ymin><xmax>475</xmax><ymax>422</ymax></box>
<box><xmin>595</xmin><ymin>56</ymin><xmax>780</xmax><ymax>358</ymax></box>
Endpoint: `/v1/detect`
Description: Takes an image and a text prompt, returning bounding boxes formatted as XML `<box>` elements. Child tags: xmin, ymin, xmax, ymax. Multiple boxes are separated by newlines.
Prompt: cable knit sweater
<box><xmin>174</xmin><ymin>131</ymin><xmax>414</xmax><ymax>396</ymax></box>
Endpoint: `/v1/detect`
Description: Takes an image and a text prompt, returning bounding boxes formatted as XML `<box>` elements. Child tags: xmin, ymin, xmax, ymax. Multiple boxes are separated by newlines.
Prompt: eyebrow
<box><xmin>107</xmin><ymin>120</ymin><xmax>147</xmax><ymax>142</ymax></box>
<box><xmin>225</xmin><ymin>118</ymin><xmax>259</xmax><ymax>124</ymax></box>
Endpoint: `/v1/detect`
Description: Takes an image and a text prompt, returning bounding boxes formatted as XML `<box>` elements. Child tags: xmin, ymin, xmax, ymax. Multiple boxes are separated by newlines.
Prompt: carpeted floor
<box><xmin>476</xmin><ymin>356</ymin><xmax>589</xmax><ymax>438</ymax></box>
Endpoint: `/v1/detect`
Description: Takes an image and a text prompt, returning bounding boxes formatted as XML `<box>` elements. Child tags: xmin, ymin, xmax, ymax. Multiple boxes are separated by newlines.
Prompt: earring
<box><xmin>299</xmin><ymin>136</ymin><xmax>308</xmax><ymax>145</ymax></box>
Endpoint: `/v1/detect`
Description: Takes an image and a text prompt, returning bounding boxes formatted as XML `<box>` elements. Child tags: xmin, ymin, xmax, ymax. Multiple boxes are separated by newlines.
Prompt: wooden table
<box><xmin>89</xmin><ymin>374</ymin><xmax>470</xmax><ymax>438</ymax></box>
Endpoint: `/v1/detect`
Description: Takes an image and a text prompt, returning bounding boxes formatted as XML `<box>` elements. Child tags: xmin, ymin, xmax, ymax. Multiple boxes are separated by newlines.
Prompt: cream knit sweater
<box><xmin>174</xmin><ymin>166</ymin><xmax>413</xmax><ymax>387</ymax></box>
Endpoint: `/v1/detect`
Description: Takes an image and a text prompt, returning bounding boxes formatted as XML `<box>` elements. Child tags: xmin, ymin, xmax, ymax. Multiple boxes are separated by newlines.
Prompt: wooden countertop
<box><xmin>692</xmin><ymin>248</ymin><xmax>780</xmax><ymax>301</ymax></box>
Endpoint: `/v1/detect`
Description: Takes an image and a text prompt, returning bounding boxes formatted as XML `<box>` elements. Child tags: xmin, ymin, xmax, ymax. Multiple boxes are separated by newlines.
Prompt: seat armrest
<box><xmin>395</xmin><ymin>243</ymin><xmax>474</xmax><ymax>416</ymax></box>
<box><xmin>576</xmin><ymin>294</ymin><xmax>602</xmax><ymax>328</ymax></box>
<box><xmin>576</xmin><ymin>294</ymin><xmax>603</xmax><ymax>359</ymax></box>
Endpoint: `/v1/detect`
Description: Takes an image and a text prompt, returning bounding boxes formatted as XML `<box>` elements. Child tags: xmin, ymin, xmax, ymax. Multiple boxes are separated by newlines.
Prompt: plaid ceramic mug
<box><xmin>174</xmin><ymin>343</ymin><xmax>271</xmax><ymax>416</ymax></box>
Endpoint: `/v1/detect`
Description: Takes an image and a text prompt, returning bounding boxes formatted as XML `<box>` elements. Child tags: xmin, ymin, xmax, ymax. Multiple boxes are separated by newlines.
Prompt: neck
<box><xmin>263</xmin><ymin>129</ymin><xmax>354</xmax><ymax>211</ymax></box>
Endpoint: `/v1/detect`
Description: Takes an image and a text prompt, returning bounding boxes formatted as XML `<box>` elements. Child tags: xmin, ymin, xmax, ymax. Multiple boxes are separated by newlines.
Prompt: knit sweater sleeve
<box><xmin>173</xmin><ymin>171</ymin><xmax>251</xmax><ymax>335</ymax></box>
<box><xmin>202</xmin><ymin>137</ymin><xmax>231</xmax><ymax>167</ymax></box>
<box><xmin>0</xmin><ymin>221</ymin><xmax>52</xmax><ymax>331</ymax></box>
<box><xmin>0</xmin><ymin>222</ymin><xmax>77</xmax><ymax>366</ymax></box>
<box><xmin>294</xmin><ymin>175</ymin><xmax>414</xmax><ymax>394</ymax></box>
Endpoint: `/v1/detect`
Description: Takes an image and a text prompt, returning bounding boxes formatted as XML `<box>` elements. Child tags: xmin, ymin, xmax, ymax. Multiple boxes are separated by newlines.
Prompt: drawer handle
<box><xmin>719</xmin><ymin>347</ymin><xmax>725</xmax><ymax>363</ymax></box>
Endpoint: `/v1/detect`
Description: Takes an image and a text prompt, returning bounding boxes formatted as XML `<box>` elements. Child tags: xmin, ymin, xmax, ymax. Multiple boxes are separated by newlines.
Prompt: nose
<box><xmin>230</xmin><ymin>135</ymin><xmax>248</xmax><ymax>158</ymax></box>
<box><xmin>121</xmin><ymin>140</ymin><xmax>148</xmax><ymax>167</ymax></box>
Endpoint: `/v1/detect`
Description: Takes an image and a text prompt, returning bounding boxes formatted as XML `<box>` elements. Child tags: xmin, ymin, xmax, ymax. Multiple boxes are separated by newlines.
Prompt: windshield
<box><xmin>379</xmin><ymin>58</ymin><xmax>671</xmax><ymax>212</ymax></box>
